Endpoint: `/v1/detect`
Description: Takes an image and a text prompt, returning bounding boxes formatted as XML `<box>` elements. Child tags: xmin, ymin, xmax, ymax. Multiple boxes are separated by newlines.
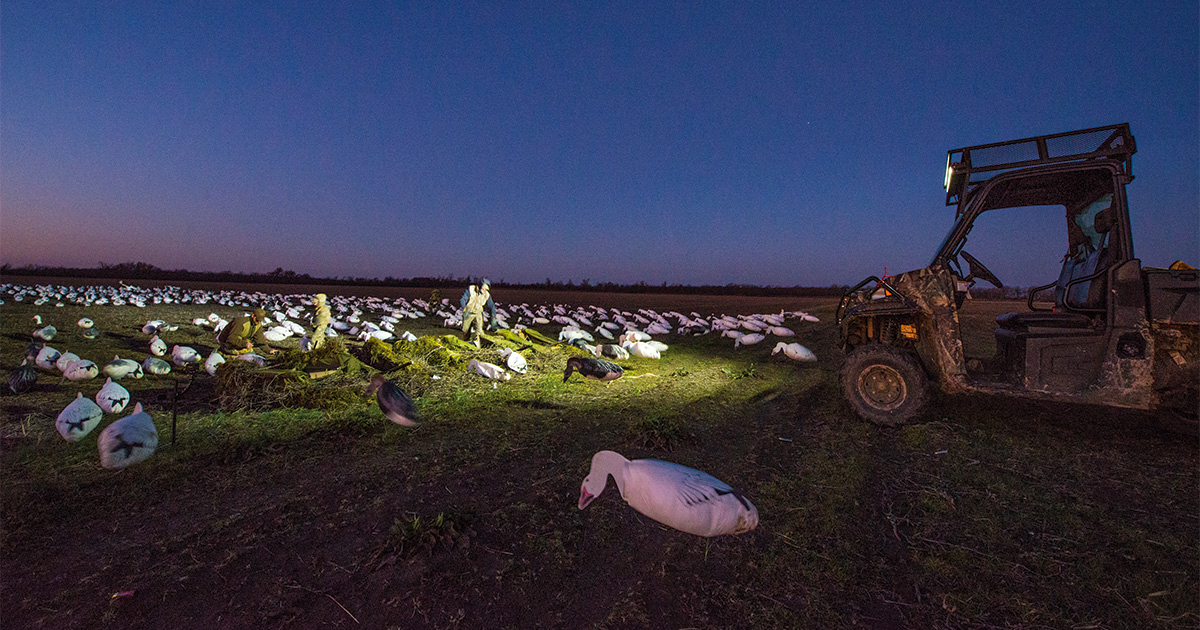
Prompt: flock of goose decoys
<box><xmin>4</xmin><ymin>281</ymin><xmax>820</xmax><ymax>537</ymax></box>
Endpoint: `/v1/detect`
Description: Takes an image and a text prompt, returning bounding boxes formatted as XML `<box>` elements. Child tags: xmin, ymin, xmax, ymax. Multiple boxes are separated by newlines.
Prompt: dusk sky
<box><xmin>3</xmin><ymin>2</ymin><xmax>1197</xmax><ymax>287</ymax></box>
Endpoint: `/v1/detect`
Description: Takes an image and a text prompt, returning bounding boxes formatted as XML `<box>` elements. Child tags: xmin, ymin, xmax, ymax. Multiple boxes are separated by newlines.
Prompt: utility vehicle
<box><xmin>836</xmin><ymin>123</ymin><xmax>1198</xmax><ymax>425</ymax></box>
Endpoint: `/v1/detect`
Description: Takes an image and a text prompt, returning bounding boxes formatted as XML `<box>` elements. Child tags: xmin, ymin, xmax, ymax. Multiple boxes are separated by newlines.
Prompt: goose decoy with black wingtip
<box><xmin>578</xmin><ymin>450</ymin><xmax>758</xmax><ymax>537</ymax></box>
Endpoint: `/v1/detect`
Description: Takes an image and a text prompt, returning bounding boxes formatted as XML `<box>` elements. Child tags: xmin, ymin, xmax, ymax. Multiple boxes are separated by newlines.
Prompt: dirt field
<box><xmin>2</xmin><ymin>279</ymin><xmax>1196</xmax><ymax>629</ymax></box>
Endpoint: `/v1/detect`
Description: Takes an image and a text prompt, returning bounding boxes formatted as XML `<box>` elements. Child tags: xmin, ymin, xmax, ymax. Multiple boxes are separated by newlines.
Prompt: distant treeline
<box><xmin>1</xmin><ymin>262</ymin><xmax>859</xmax><ymax>297</ymax></box>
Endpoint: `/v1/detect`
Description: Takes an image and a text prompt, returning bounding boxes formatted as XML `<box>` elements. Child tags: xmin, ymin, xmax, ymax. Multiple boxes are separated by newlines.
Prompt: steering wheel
<box><xmin>959</xmin><ymin>250</ymin><xmax>1003</xmax><ymax>288</ymax></box>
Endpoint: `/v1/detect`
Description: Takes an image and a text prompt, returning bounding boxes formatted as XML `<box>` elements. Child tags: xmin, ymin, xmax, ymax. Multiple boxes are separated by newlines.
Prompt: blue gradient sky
<box><xmin>3</xmin><ymin>2</ymin><xmax>1197</xmax><ymax>286</ymax></box>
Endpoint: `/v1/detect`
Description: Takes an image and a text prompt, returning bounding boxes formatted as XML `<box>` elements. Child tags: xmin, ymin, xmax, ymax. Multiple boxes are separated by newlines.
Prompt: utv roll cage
<box><xmin>943</xmin><ymin>123</ymin><xmax>1136</xmax><ymax>216</ymax></box>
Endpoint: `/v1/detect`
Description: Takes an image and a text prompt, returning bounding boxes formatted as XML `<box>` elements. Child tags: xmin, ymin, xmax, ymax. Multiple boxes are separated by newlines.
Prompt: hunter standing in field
<box><xmin>217</xmin><ymin>308</ymin><xmax>277</xmax><ymax>356</ymax></box>
<box><xmin>460</xmin><ymin>279</ymin><xmax>496</xmax><ymax>348</ymax></box>
<box><xmin>309</xmin><ymin>293</ymin><xmax>331</xmax><ymax>351</ymax></box>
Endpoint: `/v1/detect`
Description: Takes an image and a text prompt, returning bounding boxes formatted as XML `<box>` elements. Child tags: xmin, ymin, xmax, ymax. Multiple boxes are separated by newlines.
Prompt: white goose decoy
<box><xmin>95</xmin><ymin>377</ymin><xmax>131</xmax><ymax>414</ymax></box>
<box><xmin>171</xmin><ymin>345</ymin><xmax>201</xmax><ymax>366</ymax></box>
<box><xmin>772</xmin><ymin>342</ymin><xmax>817</xmax><ymax>362</ymax></box>
<box><xmin>77</xmin><ymin>317</ymin><xmax>94</xmax><ymax>329</ymax></box>
<box><xmin>98</xmin><ymin>403</ymin><xmax>158</xmax><ymax>469</ymax></box>
<box><xmin>499</xmin><ymin>348</ymin><xmax>527</xmax><ymax>374</ymax></box>
<box><xmin>578</xmin><ymin>450</ymin><xmax>758</xmax><ymax>538</ymax></box>
<box><xmin>766</xmin><ymin>326</ymin><xmax>795</xmax><ymax>337</ymax></box>
<box><xmin>33</xmin><ymin>325</ymin><xmax>57</xmax><ymax>341</ymax></box>
<box><xmin>103</xmin><ymin>355</ymin><xmax>144</xmax><ymax>380</ymax></box>
<box><xmin>63</xmin><ymin>359</ymin><xmax>99</xmax><ymax>381</ymax></box>
<box><xmin>624</xmin><ymin>341</ymin><xmax>661</xmax><ymax>359</ymax></box>
<box><xmin>55</xmin><ymin>352</ymin><xmax>81</xmax><ymax>373</ymax></box>
<box><xmin>204</xmin><ymin>351</ymin><xmax>225</xmax><ymax>375</ymax></box>
<box><xmin>149</xmin><ymin>335</ymin><xmax>167</xmax><ymax>357</ymax></box>
<box><xmin>238</xmin><ymin>353</ymin><xmax>266</xmax><ymax>367</ymax></box>
<box><xmin>56</xmin><ymin>393</ymin><xmax>104</xmax><ymax>442</ymax></box>
<box><xmin>468</xmin><ymin>359</ymin><xmax>511</xmax><ymax>381</ymax></box>
<box><xmin>734</xmin><ymin>333</ymin><xmax>765</xmax><ymax>348</ymax></box>
<box><xmin>35</xmin><ymin>346</ymin><xmax>62</xmax><ymax>370</ymax></box>
<box><xmin>142</xmin><ymin>357</ymin><xmax>172</xmax><ymax>375</ymax></box>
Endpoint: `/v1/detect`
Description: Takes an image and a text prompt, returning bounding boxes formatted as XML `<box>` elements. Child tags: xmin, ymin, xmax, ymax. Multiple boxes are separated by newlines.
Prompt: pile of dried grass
<box><xmin>213</xmin><ymin>361</ymin><xmax>366</xmax><ymax>411</ymax></box>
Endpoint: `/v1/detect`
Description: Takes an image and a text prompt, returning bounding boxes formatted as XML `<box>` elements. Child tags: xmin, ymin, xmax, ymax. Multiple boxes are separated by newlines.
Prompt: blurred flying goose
<box><xmin>365</xmin><ymin>374</ymin><xmax>420</xmax><ymax>427</ymax></box>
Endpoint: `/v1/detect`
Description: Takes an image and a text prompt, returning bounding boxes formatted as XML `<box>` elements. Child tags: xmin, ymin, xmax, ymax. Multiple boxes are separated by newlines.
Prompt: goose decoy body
<box><xmin>563</xmin><ymin>356</ymin><xmax>624</xmax><ymax>382</ymax></box>
<box><xmin>98</xmin><ymin>403</ymin><xmax>158</xmax><ymax>469</ymax></box>
<box><xmin>33</xmin><ymin>325</ymin><xmax>57</xmax><ymax>341</ymax></box>
<box><xmin>142</xmin><ymin>357</ymin><xmax>172</xmax><ymax>375</ymax></box>
<box><xmin>95</xmin><ymin>377</ymin><xmax>131</xmax><ymax>413</ymax></box>
<box><xmin>365</xmin><ymin>374</ymin><xmax>420</xmax><ymax>427</ymax></box>
<box><xmin>103</xmin><ymin>356</ymin><xmax>143</xmax><ymax>380</ymax></box>
<box><xmin>468</xmin><ymin>359</ymin><xmax>511</xmax><ymax>381</ymax></box>
<box><xmin>63</xmin><ymin>359</ymin><xmax>99</xmax><ymax>381</ymax></box>
<box><xmin>204</xmin><ymin>351</ymin><xmax>225</xmax><ymax>375</ymax></box>
<box><xmin>771</xmin><ymin>342</ymin><xmax>816</xmax><ymax>362</ymax></box>
<box><xmin>35</xmin><ymin>346</ymin><xmax>62</xmax><ymax>370</ymax></box>
<box><xmin>55</xmin><ymin>352</ymin><xmax>81</xmax><ymax>373</ymax></box>
<box><xmin>171</xmin><ymin>345</ymin><xmax>201</xmax><ymax>366</ymax></box>
<box><xmin>499</xmin><ymin>348</ymin><xmax>527</xmax><ymax>374</ymax></box>
<box><xmin>7</xmin><ymin>359</ymin><xmax>37</xmax><ymax>394</ymax></box>
<box><xmin>734</xmin><ymin>333</ymin><xmax>765</xmax><ymax>348</ymax></box>
<box><xmin>578</xmin><ymin>450</ymin><xmax>758</xmax><ymax>537</ymax></box>
<box><xmin>56</xmin><ymin>392</ymin><xmax>105</xmax><ymax>442</ymax></box>
<box><xmin>623</xmin><ymin>341</ymin><xmax>661</xmax><ymax>359</ymax></box>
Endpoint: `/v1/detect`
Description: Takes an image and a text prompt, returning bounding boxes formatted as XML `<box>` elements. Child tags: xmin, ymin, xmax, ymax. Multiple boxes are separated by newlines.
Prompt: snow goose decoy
<box><xmin>98</xmin><ymin>403</ymin><xmax>158</xmax><ymax>469</ymax></box>
<box><xmin>33</xmin><ymin>325</ymin><xmax>57</xmax><ymax>341</ymax></box>
<box><xmin>103</xmin><ymin>356</ymin><xmax>143</xmax><ymax>380</ymax></box>
<box><xmin>95</xmin><ymin>377</ymin><xmax>131</xmax><ymax>414</ymax></box>
<box><xmin>734</xmin><ymin>333</ymin><xmax>765</xmax><ymax>348</ymax></box>
<box><xmin>468</xmin><ymin>359</ymin><xmax>511</xmax><ymax>381</ymax></box>
<box><xmin>204</xmin><ymin>351</ymin><xmax>225</xmax><ymax>375</ymax></box>
<box><xmin>142</xmin><ymin>357</ymin><xmax>172</xmax><ymax>375</ymax></box>
<box><xmin>55</xmin><ymin>352</ymin><xmax>81</xmax><ymax>373</ymax></box>
<box><xmin>771</xmin><ymin>342</ymin><xmax>816</xmax><ymax>362</ymax></box>
<box><xmin>33</xmin><ymin>346</ymin><xmax>61</xmax><ymax>371</ymax></box>
<box><xmin>563</xmin><ymin>357</ymin><xmax>624</xmax><ymax>383</ymax></box>
<box><xmin>623</xmin><ymin>341</ymin><xmax>661</xmax><ymax>359</ymax></box>
<box><xmin>499</xmin><ymin>348</ymin><xmax>527</xmax><ymax>374</ymax></box>
<box><xmin>365</xmin><ymin>374</ymin><xmax>420</xmax><ymax>427</ymax></box>
<box><xmin>170</xmin><ymin>345</ymin><xmax>201</xmax><ymax>367</ymax></box>
<box><xmin>149</xmin><ymin>335</ymin><xmax>167</xmax><ymax>357</ymax></box>
<box><xmin>56</xmin><ymin>393</ymin><xmax>105</xmax><ymax>442</ymax></box>
<box><xmin>63</xmin><ymin>359</ymin><xmax>99</xmax><ymax>381</ymax></box>
<box><xmin>578</xmin><ymin>450</ymin><xmax>758</xmax><ymax>537</ymax></box>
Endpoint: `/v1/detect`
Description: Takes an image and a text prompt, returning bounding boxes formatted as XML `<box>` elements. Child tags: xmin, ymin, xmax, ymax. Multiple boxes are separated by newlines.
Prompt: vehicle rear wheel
<box><xmin>841</xmin><ymin>344</ymin><xmax>930</xmax><ymax>426</ymax></box>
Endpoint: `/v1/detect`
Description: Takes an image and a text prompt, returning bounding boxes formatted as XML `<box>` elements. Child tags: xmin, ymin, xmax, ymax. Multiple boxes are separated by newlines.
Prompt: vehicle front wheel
<box><xmin>841</xmin><ymin>344</ymin><xmax>930</xmax><ymax>426</ymax></box>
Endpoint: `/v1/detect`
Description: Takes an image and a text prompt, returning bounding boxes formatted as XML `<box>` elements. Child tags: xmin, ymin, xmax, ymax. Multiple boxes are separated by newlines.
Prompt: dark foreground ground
<box><xmin>1</xmin><ymin>281</ymin><xmax>1196</xmax><ymax>629</ymax></box>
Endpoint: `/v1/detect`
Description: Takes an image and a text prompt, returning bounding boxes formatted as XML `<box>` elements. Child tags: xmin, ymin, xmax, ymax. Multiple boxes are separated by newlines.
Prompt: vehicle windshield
<box><xmin>932</xmin><ymin>166</ymin><xmax>1117</xmax><ymax>284</ymax></box>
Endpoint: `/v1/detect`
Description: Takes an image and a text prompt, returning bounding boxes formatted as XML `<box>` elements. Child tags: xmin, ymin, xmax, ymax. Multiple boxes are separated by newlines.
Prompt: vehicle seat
<box><xmin>995</xmin><ymin>207</ymin><xmax>1113</xmax><ymax>332</ymax></box>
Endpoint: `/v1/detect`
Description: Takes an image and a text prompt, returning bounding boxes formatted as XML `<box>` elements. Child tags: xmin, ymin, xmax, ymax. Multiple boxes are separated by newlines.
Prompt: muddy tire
<box><xmin>841</xmin><ymin>344</ymin><xmax>930</xmax><ymax>426</ymax></box>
